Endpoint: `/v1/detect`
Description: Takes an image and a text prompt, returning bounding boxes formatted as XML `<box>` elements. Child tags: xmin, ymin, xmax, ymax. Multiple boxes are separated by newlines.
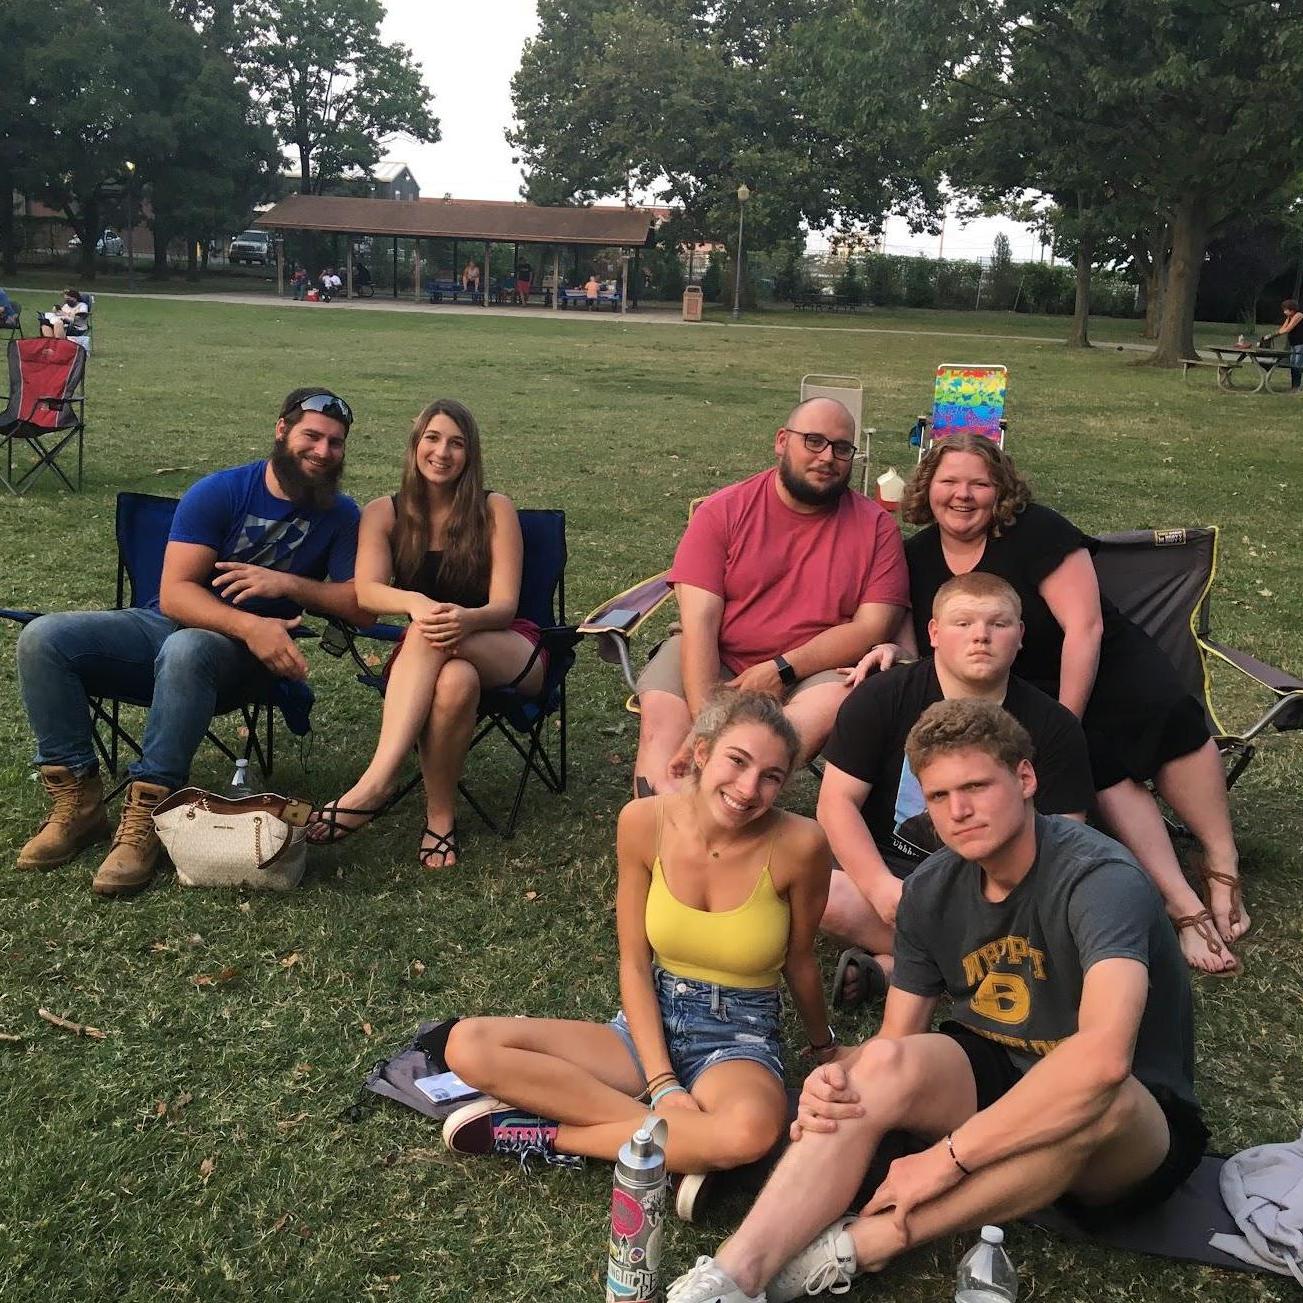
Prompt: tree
<box><xmin>510</xmin><ymin>0</ymin><xmax>941</xmax><ymax>282</ymax></box>
<box><xmin>236</xmin><ymin>0</ymin><xmax>439</xmax><ymax>194</ymax></box>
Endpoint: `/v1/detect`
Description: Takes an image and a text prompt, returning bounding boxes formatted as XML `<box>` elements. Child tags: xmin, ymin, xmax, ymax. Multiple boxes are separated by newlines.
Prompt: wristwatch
<box><xmin>773</xmin><ymin>654</ymin><xmax>798</xmax><ymax>688</ymax></box>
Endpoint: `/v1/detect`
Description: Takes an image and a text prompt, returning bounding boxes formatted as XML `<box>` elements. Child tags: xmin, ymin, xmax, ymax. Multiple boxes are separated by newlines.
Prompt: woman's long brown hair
<box><xmin>391</xmin><ymin>399</ymin><xmax>492</xmax><ymax>598</ymax></box>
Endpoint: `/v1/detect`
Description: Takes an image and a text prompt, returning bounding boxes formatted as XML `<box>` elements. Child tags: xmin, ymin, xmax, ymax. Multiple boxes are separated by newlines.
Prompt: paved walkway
<box><xmin>10</xmin><ymin>285</ymin><xmax>1158</xmax><ymax>352</ymax></box>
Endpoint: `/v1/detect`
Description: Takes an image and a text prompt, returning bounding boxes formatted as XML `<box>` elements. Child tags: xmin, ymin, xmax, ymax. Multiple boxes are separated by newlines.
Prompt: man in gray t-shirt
<box><xmin>667</xmin><ymin>699</ymin><xmax>1208</xmax><ymax>1303</ymax></box>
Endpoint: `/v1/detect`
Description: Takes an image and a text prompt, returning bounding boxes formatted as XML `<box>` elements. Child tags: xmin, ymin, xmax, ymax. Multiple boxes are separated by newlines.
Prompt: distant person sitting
<box><xmin>354</xmin><ymin>262</ymin><xmax>373</xmax><ymax>293</ymax></box>
<box><xmin>290</xmin><ymin>266</ymin><xmax>309</xmax><ymax>301</ymax></box>
<box><xmin>318</xmin><ymin>269</ymin><xmax>342</xmax><ymax>303</ymax></box>
<box><xmin>462</xmin><ymin>261</ymin><xmax>481</xmax><ymax>296</ymax></box>
<box><xmin>39</xmin><ymin>289</ymin><xmax>88</xmax><ymax>340</ymax></box>
<box><xmin>817</xmin><ymin>573</ymin><xmax>1093</xmax><ymax>1008</ymax></box>
<box><xmin>514</xmin><ymin>260</ymin><xmax>532</xmax><ymax>305</ymax></box>
<box><xmin>0</xmin><ymin>286</ymin><xmax>19</xmax><ymax>330</ymax></box>
<box><xmin>585</xmin><ymin>274</ymin><xmax>600</xmax><ymax>309</ymax></box>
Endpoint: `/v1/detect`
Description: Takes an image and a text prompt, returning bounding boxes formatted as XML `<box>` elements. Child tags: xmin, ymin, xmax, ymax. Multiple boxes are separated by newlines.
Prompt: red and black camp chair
<box><xmin>0</xmin><ymin>336</ymin><xmax>87</xmax><ymax>494</ymax></box>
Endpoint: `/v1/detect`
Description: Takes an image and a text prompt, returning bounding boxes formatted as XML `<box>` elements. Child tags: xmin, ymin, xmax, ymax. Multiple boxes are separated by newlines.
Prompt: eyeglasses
<box><xmin>283</xmin><ymin>391</ymin><xmax>354</xmax><ymax>428</ymax></box>
<box><xmin>786</xmin><ymin>429</ymin><xmax>857</xmax><ymax>462</ymax></box>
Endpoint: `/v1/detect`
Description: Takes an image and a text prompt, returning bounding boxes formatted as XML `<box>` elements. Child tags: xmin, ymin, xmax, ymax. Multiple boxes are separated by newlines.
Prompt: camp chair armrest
<box><xmin>37</xmin><ymin>395</ymin><xmax>85</xmax><ymax>409</ymax></box>
<box><xmin>1201</xmin><ymin>635</ymin><xmax>1303</xmax><ymax>696</ymax></box>
<box><xmin>0</xmin><ymin>606</ymin><xmax>42</xmax><ymax>627</ymax></box>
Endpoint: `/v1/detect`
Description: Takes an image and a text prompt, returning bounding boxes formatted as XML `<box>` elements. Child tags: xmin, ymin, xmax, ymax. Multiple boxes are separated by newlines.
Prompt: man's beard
<box><xmin>271</xmin><ymin>440</ymin><xmax>343</xmax><ymax>510</ymax></box>
<box><xmin>779</xmin><ymin>455</ymin><xmax>848</xmax><ymax>507</ymax></box>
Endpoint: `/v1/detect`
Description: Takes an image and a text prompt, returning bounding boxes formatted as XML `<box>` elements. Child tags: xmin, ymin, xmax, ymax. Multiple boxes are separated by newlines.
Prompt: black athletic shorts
<box><xmin>938</xmin><ymin>1020</ymin><xmax>1209</xmax><ymax>1229</ymax></box>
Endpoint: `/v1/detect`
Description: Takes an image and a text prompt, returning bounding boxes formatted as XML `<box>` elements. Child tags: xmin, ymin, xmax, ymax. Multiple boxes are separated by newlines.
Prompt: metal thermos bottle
<box><xmin>606</xmin><ymin>1114</ymin><xmax>669</xmax><ymax>1303</ymax></box>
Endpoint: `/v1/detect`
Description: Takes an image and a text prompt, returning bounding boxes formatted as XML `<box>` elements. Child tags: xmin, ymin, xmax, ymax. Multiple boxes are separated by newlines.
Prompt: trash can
<box><xmin>682</xmin><ymin>286</ymin><xmax>704</xmax><ymax>322</ymax></box>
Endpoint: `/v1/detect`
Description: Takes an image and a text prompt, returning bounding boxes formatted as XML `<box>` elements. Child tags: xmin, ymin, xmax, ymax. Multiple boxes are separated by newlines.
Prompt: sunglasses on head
<box><xmin>284</xmin><ymin>391</ymin><xmax>354</xmax><ymax>428</ymax></box>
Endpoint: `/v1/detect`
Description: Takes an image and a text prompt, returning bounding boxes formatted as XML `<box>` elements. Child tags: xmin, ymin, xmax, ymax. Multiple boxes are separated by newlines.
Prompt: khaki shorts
<box><xmin>634</xmin><ymin>634</ymin><xmax>844</xmax><ymax>702</ymax></box>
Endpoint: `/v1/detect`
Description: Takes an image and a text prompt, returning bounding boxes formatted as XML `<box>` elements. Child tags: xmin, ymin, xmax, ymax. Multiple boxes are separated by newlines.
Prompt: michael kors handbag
<box><xmin>153</xmin><ymin>788</ymin><xmax>313</xmax><ymax>891</ymax></box>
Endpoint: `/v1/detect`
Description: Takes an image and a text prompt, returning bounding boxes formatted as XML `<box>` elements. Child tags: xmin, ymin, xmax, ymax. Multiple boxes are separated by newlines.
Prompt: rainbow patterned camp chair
<box><xmin>910</xmin><ymin>363</ymin><xmax>1008</xmax><ymax>459</ymax></box>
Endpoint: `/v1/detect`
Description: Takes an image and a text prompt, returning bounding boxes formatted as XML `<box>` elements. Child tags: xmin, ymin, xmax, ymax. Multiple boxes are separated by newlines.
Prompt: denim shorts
<box><xmin>609</xmin><ymin>968</ymin><xmax>784</xmax><ymax>1092</ymax></box>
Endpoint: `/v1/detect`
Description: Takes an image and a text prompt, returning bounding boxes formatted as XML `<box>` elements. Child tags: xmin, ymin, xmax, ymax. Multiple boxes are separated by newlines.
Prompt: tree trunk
<box><xmin>0</xmin><ymin>158</ymin><xmax>16</xmax><ymax>276</ymax></box>
<box><xmin>1067</xmin><ymin>237</ymin><xmax>1093</xmax><ymax>348</ymax></box>
<box><xmin>1147</xmin><ymin>195</ymin><xmax>1211</xmax><ymax>367</ymax></box>
<box><xmin>1143</xmin><ymin>265</ymin><xmax>1164</xmax><ymax>338</ymax></box>
<box><xmin>185</xmin><ymin>235</ymin><xmax>201</xmax><ymax>282</ymax></box>
<box><xmin>150</xmin><ymin>219</ymin><xmax>171</xmax><ymax>280</ymax></box>
<box><xmin>71</xmin><ymin>197</ymin><xmax>99</xmax><ymax>281</ymax></box>
<box><xmin>297</xmin><ymin>142</ymin><xmax>313</xmax><ymax>195</ymax></box>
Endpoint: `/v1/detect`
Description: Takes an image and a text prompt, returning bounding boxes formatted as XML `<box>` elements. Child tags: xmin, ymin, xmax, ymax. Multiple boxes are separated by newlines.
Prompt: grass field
<box><xmin>0</xmin><ymin>298</ymin><xmax>1299</xmax><ymax>1302</ymax></box>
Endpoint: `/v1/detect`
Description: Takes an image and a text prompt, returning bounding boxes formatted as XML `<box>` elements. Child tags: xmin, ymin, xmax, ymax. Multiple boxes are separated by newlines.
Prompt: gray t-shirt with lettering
<box><xmin>893</xmin><ymin>814</ymin><xmax>1197</xmax><ymax>1107</ymax></box>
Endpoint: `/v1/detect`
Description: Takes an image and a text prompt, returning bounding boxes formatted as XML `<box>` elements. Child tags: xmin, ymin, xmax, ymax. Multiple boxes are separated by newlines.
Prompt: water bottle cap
<box><xmin>980</xmin><ymin>1225</ymin><xmax>1004</xmax><ymax>1245</ymax></box>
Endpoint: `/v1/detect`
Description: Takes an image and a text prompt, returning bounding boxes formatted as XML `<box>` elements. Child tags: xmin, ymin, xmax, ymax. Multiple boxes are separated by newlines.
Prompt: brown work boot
<box><xmin>91</xmin><ymin>780</ymin><xmax>172</xmax><ymax>897</ymax></box>
<box><xmin>17</xmin><ymin>765</ymin><xmax>112</xmax><ymax>871</ymax></box>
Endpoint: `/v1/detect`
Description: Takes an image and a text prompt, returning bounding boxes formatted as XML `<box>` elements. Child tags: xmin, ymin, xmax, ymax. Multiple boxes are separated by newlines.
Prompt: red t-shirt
<box><xmin>667</xmin><ymin>469</ymin><xmax>909</xmax><ymax>670</ymax></box>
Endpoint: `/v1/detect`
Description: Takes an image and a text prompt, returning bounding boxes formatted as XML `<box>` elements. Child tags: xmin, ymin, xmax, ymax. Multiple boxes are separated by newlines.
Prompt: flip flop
<box><xmin>831</xmin><ymin>947</ymin><xmax>888</xmax><ymax>1011</ymax></box>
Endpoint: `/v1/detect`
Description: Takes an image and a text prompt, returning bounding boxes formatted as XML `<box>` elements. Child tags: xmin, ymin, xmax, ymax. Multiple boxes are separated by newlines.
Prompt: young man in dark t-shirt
<box><xmin>15</xmin><ymin>388</ymin><xmax>367</xmax><ymax>897</ymax></box>
<box><xmin>667</xmin><ymin>700</ymin><xmax>1205</xmax><ymax>1303</ymax></box>
<box><xmin>817</xmin><ymin>573</ymin><xmax>1092</xmax><ymax>1004</ymax></box>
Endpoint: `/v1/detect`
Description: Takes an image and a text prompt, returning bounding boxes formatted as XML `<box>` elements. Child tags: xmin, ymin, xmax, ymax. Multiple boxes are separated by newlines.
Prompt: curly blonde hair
<box><xmin>901</xmin><ymin>435</ymin><xmax>1032</xmax><ymax>537</ymax></box>
<box><xmin>690</xmin><ymin>689</ymin><xmax>800</xmax><ymax>777</ymax></box>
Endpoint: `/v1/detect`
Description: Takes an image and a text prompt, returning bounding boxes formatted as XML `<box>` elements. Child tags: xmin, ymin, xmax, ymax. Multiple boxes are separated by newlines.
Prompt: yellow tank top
<box><xmin>645</xmin><ymin>803</ymin><xmax>790</xmax><ymax>989</ymax></box>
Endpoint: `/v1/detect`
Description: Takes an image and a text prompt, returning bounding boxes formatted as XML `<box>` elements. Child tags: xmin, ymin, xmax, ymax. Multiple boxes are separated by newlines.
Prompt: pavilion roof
<box><xmin>257</xmin><ymin>194</ymin><xmax>657</xmax><ymax>247</ymax></box>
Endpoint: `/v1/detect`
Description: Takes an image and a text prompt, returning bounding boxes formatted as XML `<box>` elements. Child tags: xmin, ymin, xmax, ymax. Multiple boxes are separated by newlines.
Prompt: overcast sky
<box><xmin>379</xmin><ymin>0</ymin><xmax>1048</xmax><ymax>263</ymax></box>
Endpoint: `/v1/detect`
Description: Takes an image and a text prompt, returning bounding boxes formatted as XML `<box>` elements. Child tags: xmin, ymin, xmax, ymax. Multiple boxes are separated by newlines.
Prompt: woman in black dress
<box><xmin>308</xmin><ymin>399</ymin><xmax>544</xmax><ymax>867</ymax></box>
<box><xmin>892</xmin><ymin>435</ymin><xmax>1248</xmax><ymax>974</ymax></box>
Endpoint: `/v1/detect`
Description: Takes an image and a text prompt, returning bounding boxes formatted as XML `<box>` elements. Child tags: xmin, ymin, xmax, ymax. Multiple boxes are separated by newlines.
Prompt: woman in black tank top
<box><xmin>307</xmin><ymin>399</ymin><xmax>545</xmax><ymax>867</ymax></box>
<box><xmin>1264</xmin><ymin>298</ymin><xmax>1303</xmax><ymax>391</ymax></box>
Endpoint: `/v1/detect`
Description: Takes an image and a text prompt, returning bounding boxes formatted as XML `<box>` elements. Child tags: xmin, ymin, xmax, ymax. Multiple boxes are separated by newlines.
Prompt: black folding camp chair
<box><xmin>0</xmin><ymin>492</ymin><xmax>312</xmax><ymax>797</ymax></box>
<box><xmin>1093</xmin><ymin>525</ymin><xmax>1303</xmax><ymax>790</ymax></box>
<box><xmin>0</xmin><ymin>337</ymin><xmax>86</xmax><ymax>493</ymax></box>
<box><xmin>324</xmin><ymin>508</ymin><xmax>582</xmax><ymax>836</ymax></box>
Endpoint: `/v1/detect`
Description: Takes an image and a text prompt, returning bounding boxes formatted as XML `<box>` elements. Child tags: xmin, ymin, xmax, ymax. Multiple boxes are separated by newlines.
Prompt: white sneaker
<box><xmin>766</xmin><ymin>1217</ymin><xmax>858</xmax><ymax>1300</ymax></box>
<box><xmin>673</xmin><ymin>1171</ymin><xmax>715</xmax><ymax>1222</ymax></box>
<box><xmin>667</xmin><ymin>1255</ymin><xmax>766</xmax><ymax>1303</ymax></box>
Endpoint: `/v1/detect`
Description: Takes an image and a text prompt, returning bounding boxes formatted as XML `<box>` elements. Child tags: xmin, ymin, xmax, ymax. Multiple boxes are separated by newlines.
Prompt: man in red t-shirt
<box><xmin>633</xmin><ymin>397</ymin><xmax>909</xmax><ymax>792</ymax></box>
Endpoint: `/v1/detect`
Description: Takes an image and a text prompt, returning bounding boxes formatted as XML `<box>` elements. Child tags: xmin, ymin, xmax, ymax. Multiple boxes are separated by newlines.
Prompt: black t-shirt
<box><xmin>905</xmin><ymin>503</ymin><xmax>1129</xmax><ymax>694</ymax></box>
<box><xmin>893</xmin><ymin>815</ymin><xmax>1198</xmax><ymax>1108</ymax></box>
<box><xmin>824</xmin><ymin>660</ymin><xmax>1094</xmax><ymax>873</ymax></box>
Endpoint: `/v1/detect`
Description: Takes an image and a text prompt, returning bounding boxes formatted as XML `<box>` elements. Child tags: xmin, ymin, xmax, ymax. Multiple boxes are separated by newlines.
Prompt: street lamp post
<box><xmin>124</xmin><ymin>161</ymin><xmax>136</xmax><ymax>292</ymax></box>
<box><xmin>731</xmin><ymin>183</ymin><xmax>751</xmax><ymax>321</ymax></box>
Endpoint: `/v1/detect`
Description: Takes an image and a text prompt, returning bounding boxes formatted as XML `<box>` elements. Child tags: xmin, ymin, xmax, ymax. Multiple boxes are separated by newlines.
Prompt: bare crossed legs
<box><xmin>308</xmin><ymin>628</ymin><xmax>543</xmax><ymax>867</ymax></box>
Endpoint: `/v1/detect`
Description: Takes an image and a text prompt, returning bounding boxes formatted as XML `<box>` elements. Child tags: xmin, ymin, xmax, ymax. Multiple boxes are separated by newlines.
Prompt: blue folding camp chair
<box><xmin>323</xmin><ymin>508</ymin><xmax>582</xmax><ymax>836</ymax></box>
<box><xmin>0</xmin><ymin>492</ymin><xmax>312</xmax><ymax>795</ymax></box>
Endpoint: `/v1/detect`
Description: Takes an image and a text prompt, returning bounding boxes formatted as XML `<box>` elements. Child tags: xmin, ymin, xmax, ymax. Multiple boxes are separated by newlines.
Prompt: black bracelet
<box><xmin>945</xmin><ymin>1132</ymin><xmax>972</xmax><ymax>1176</ymax></box>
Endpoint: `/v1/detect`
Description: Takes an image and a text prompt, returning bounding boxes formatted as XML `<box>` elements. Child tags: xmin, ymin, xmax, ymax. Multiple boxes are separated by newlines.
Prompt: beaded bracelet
<box><xmin>945</xmin><ymin>1132</ymin><xmax>972</xmax><ymax>1177</ymax></box>
<box><xmin>650</xmin><ymin>1083</ymin><xmax>688</xmax><ymax>1107</ymax></box>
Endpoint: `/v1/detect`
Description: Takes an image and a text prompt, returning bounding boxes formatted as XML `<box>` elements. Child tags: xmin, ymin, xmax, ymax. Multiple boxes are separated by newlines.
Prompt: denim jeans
<box><xmin>1290</xmin><ymin>343</ymin><xmax>1303</xmax><ymax>390</ymax></box>
<box><xmin>17</xmin><ymin>607</ymin><xmax>264</xmax><ymax>789</ymax></box>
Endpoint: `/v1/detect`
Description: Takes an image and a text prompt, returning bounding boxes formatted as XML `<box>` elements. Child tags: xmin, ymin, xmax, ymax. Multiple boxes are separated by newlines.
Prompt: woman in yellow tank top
<box><xmin>441</xmin><ymin>689</ymin><xmax>835</xmax><ymax>1220</ymax></box>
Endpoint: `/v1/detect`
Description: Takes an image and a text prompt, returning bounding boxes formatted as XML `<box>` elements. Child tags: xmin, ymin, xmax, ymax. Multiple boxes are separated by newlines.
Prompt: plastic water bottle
<box><xmin>228</xmin><ymin>758</ymin><xmax>250</xmax><ymax>798</ymax></box>
<box><xmin>955</xmin><ymin>1225</ymin><xmax>1018</xmax><ymax>1303</ymax></box>
<box><xmin>606</xmin><ymin>1115</ymin><xmax>668</xmax><ymax>1303</ymax></box>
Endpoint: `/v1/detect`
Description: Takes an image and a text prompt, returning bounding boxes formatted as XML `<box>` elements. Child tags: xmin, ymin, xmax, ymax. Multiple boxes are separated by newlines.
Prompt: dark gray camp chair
<box><xmin>1093</xmin><ymin>525</ymin><xmax>1303</xmax><ymax>790</ymax></box>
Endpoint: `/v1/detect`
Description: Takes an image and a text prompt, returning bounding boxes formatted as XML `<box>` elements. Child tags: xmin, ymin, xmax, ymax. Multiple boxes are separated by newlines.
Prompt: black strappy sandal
<box><xmin>306</xmin><ymin>801</ymin><xmax>386</xmax><ymax>844</ymax></box>
<box><xmin>419</xmin><ymin>824</ymin><xmax>459</xmax><ymax>870</ymax></box>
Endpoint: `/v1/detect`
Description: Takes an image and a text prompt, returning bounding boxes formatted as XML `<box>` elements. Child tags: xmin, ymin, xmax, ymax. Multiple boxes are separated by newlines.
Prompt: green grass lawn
<box><xmin>0</xmin><ymin>300</ymin><xmax>1299</xmax><ymax>1302</ymax></box>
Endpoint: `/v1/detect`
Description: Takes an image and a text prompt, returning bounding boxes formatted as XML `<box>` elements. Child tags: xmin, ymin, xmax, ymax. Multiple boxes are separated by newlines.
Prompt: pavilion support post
<box><xmin>620</xmin><ymin>252</ymin><xmax>628</xmax><ymax>314</ymax></box>
<box><xmin>392</xmin><ymin>237</ymin><xmax>398</xmax><ymax>298</ymax></box>
<box><xmin>453</xmin><ymin>239</ymin><xmax>459</xmax><ymax>291</ymax></box>
<box><xmin>276</xmin><ymin>237</ymin><xmax>284</xmax><ymax>297</ymax></box>
<box><xmin>413</xmin><ymin>240</ymin><xmax>422</xmax><ymax>302</ymax></box>
<box><xmin>346</xmin><ymin>240</ymin><xmax>354</xmax><ymax>299</ymax></box>
<box><xmin>483</xmin><ymin>240</ymin><xmax>491</xmax><ymax>306</ymax></box>
<box><xmin>551</xmin><ymin>249</ymin><xmax>560</xmax><ymax>311</ymax></box>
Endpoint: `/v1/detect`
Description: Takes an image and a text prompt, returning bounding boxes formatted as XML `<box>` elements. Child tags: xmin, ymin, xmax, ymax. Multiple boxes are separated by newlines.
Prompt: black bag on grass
<box><xmin>363</xmin><ymin>1018</ymin><xmax>485</xmax><ymax>1121</ymax></box>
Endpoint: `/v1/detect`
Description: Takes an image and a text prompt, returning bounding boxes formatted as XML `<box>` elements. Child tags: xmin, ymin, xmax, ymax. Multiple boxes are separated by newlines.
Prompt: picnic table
<box><xmin>1206</xmin><ymin>345</ymin><xmax>1295</xmax><ymax>393</ymax></box>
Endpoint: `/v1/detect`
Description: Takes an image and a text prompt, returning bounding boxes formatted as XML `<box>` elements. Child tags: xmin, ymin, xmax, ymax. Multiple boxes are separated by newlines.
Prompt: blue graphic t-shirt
<box><xmin>163</xmin><ymin>461</ymin><xmax>360</xmax><ymax>619</ymax></box>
